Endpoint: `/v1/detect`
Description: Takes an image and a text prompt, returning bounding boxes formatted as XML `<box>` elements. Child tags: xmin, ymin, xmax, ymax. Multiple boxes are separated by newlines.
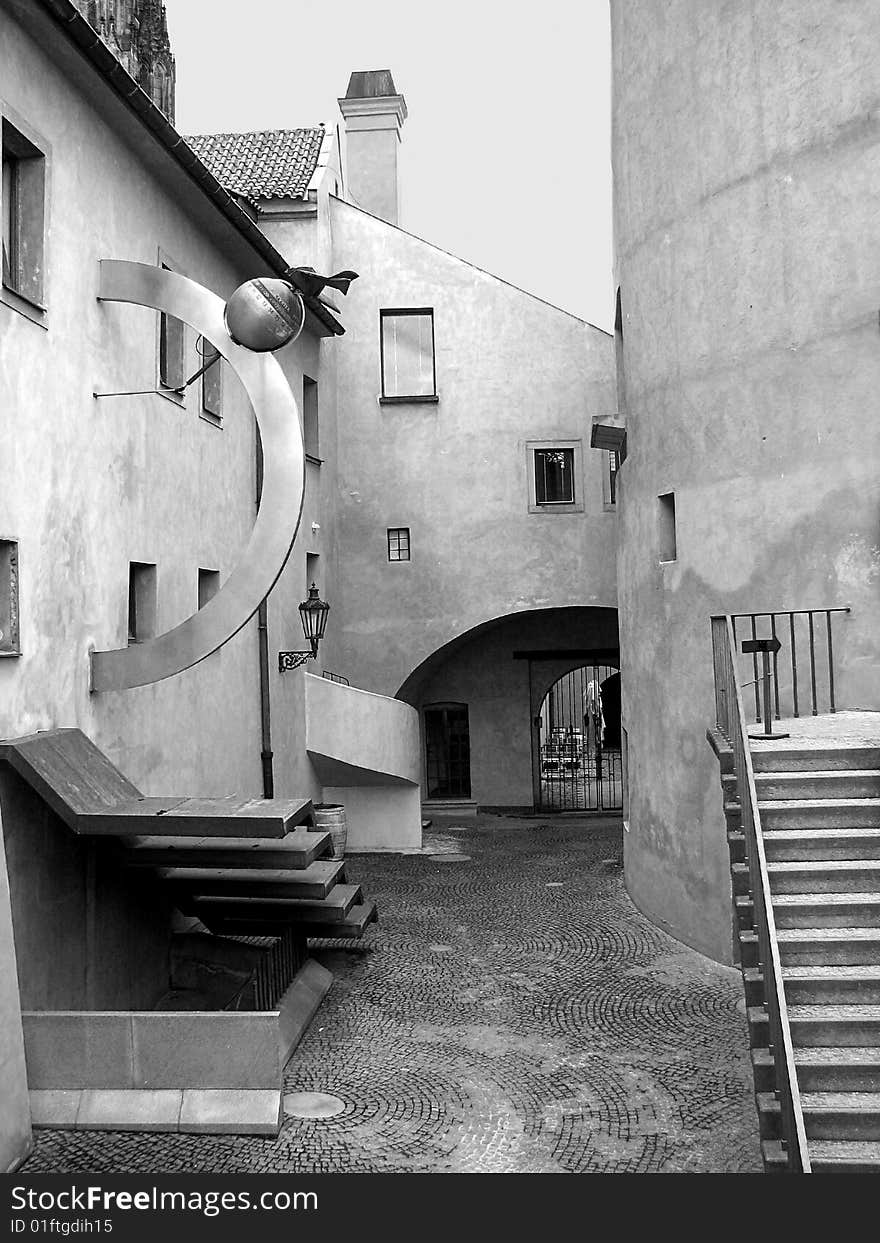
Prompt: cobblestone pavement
<box><xmin>26</xmin><ymin>815</ymin><xmax>762</xmax><ymax>1174</ymax></box>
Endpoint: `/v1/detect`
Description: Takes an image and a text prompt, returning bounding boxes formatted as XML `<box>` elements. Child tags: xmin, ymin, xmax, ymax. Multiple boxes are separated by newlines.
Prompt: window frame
<box><xmin>127</xmin><ymin>562</ymin><xmax>157</xmax><ymax>645</ymax></box>
<box><xmin>526</xmin><ymin>439</ymin><xmax>584</xmax><ymax>515</ymax></box>
<box><xmin>0</xmin><ymin>105</ymin><xmax>49</xmax><ymax>326</ymax></box>
<box><xmin>379</xmin><ymin>307</ymin><xmax>438</xmax><ymax>403</ymax></box>
<box><xmin>156</xmin><ymin>248</ymin><xmax>187</xmax><ymax>405</ymax></box>
<box><xmin>199</xmin><ymin>339</ymin><xmax>223</xmax><ymax>427</ymax></box>
<box><xmin>387</xmin><ymin>527</ymin><xmax>411</xmax><ymax>562</ymax></box>
<box><xmin>303</xmin><ymin>374</ymin><xmax>320</xmax><ymax>461</ymax></box>
<box><xmin>0</xmin><ymin>537</ymin><xmax>21</xmax><ymax>657</ymax></box>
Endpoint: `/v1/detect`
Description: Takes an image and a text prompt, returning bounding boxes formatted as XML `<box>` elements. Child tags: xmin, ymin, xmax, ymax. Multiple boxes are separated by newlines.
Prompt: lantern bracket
<box><xmin>278</xmin><ymin>640</ymin><xmax>320</xmax><ymax>673</ymax></box>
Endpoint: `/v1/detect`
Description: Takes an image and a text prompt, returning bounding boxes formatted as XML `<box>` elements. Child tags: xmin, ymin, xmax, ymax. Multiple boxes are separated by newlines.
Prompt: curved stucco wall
<box><xmin>612</xmin><ymin>1</ymin><xmax>880</xmax><ymax>961</ymax></box>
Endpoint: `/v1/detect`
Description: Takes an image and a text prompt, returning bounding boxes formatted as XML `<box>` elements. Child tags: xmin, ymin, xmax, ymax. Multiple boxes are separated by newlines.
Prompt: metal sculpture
<box><xmin>90</xmin><ymin>260</ymin><xmax>304</xmax><ymax>692</ymax></box>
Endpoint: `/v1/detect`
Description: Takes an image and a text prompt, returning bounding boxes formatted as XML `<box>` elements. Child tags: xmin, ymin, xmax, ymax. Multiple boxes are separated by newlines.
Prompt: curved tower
<box><xmin>611</xmin><ymin>1</ymin><xmax>880</xmax><ymax>959</ymax></box>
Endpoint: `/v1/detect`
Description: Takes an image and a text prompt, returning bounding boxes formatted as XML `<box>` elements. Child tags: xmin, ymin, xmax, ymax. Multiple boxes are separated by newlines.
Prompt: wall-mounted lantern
<box><xmin>279</xmin><ymin>584</ymin><xmax>330</xmax><ymax>672</ymax></box>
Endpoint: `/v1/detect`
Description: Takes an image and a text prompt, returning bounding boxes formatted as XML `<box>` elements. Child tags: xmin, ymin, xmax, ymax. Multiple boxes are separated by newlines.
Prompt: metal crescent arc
<box><xmin>90</xmin><ymin>260</ymin><xmax>304</xmax><ymax>692</ymax></box>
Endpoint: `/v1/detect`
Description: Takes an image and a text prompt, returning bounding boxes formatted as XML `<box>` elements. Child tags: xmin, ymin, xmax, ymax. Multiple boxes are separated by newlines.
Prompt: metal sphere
<box><xmin>224</xmin><ymin>278</ymin><xmax>305</xmax><ymax>353</ymax></box>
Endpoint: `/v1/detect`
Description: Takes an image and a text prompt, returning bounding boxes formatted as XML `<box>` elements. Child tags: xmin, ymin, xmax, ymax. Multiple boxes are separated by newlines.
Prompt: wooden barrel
<box><xmin>313</xmin><ymin>803</ymin><xmax>347</xmax><ymax>860</ymax></box>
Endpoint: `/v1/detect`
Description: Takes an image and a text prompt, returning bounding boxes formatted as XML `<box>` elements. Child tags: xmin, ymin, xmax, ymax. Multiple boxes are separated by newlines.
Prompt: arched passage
<box><xmin>397</xmin><ymin>606</ymin><xmax>619</xmax><ymax>811</ymax></box>
<box><xmin>535</xmin><ymin>663</ymin><xmax>622</xmax><ymax>812</ymax></box>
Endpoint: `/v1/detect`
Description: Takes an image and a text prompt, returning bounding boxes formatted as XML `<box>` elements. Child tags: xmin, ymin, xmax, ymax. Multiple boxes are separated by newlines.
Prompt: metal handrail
<box><xmin>730</xmin><ymin>608</ymin><xmax>850</xmax><ymax>722</ymax></box>
<box><xmin>711</xmin><ymin>614</ymin><xmax>811</xmax><ymax>1173</ymax></box>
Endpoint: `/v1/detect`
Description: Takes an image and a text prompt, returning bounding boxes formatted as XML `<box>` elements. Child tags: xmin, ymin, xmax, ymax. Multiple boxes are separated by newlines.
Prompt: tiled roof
<box><xmin>185</xmin><ymin>127</ymin><xmax>325</xmax><ymax>203</ymax></box>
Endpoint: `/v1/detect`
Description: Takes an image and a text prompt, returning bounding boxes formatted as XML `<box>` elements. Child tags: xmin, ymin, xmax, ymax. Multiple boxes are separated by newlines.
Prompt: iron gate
<box><xmin>536</xmin><ymin>664</ymin><xmax>622</xmax><ymax>812</ymax></box>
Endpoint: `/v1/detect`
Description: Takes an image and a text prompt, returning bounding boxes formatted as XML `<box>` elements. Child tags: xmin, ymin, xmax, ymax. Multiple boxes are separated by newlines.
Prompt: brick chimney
<box><xmin>338</xmin><ymin>70</ymin><xmax>407</xmax><ymax>226</ymax></box>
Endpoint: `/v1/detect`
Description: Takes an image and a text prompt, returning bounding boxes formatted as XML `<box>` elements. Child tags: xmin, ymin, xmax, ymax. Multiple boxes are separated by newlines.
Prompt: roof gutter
<box><xmin>31</xmin><ymin>0</ymin><xmax>345</xmax><ymax>337</ymax></box>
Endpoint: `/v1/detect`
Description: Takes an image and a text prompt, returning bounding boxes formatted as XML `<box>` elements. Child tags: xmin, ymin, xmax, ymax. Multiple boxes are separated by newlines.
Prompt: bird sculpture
<box><xmin>285</xmin><ymin>266</ymin><xmax>359</xmax><ymax>298</ymax></box>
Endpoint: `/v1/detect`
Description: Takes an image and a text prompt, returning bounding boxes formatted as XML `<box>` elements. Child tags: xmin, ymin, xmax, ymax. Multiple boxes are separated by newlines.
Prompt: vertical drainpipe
<box><xmin>256</xmin><ymin>432</ymin><xmax>274</xmax><ymax>799</ymax></box>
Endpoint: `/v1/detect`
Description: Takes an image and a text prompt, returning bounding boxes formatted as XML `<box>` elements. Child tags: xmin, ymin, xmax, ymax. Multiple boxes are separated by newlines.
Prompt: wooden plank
<box><xmin>119</xmin><ymin>831</ymin><xmax>333</xmax><ymax>870</ymax></box>
<box><xmin>190</xmin><ymin>884</ymin><xmax>362</xmax><ymax>925</ymax></box>
<box><xmin>0</xmin><ymin>728</ymin><xmax>142</xmax><ymax>828</ymax></box>
<box><xmin>198</xmin><ymin>901</ymin><xmax>377</xmax><ymax>939</ymax></box>
<box><xmin>156</xmin><ymin>860</ymin><xmax>346</xmax><ymax>901</ymax></box>
<box><xmin>81</xmin><ymin>798</ymin><xmax>294</xmax><ymax>838</ymax></box>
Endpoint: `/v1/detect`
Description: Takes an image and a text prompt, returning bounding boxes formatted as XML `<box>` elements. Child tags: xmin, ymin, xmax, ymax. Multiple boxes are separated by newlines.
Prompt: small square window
<box><xmin>2</xmin><ymin>119</ymin><xmax>46</xmax><ymax>308</ymax></box>
<box><xmin>387</xmin><ymin>527</ymin><xmax>411</xmax><ymax>561</ymax></box>
<box><xmin>534</xmin><ymin>448</ymin><xmax>575</xmax><ymax>505</ymax></box>
<box><xmin>200</xmin><ymin>341</ymin><xmax>222</xmax><ymax>423</ymax></box>
<box><xmin>0</xmin><ymin>539</ymin><xmax>21</xmax><ymax>656</ymax></box>
<box><xmin>380</xmin><ymin>309</ymin><xmax>436</xmax><ymax>399</ymax></box>
<box><xmin>526</xmin><ymin>441</ymin><xmax>583</xmax><ymax>514</ymax></box>
<box><xmin>128</xmin><ymin>562</ymin><xmax>157</xmax><ymax>644</ymax></box>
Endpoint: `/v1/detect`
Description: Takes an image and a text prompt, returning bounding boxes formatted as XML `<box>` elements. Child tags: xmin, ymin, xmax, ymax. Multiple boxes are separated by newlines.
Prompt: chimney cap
<box><xmin>344</xmin><ymin>70</ymin><xmax>400</xmax><ymax>100</ymax></box>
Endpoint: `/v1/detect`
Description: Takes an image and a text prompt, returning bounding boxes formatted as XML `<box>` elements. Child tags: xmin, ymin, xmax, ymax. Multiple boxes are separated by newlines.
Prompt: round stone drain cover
<box><xmin>283</xmin><ymin>1092</ymin><xmax>346</xmax><ymax>1119</ymax></box>
<box><xmin>431</xmin><ymin>853</ymin><xmax>471</xmax><ymax>862</ymax></box>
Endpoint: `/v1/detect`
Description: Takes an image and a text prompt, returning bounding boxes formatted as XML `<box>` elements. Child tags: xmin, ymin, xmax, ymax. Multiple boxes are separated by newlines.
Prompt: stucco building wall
<box><xmin>327</xmin><ymin>196</ymin><xmax>618</xmax><ymax>701</ymax></box>
<box><xmin>0</xmin><ymin>7</ymin><xmax>331</xmax><ymax>808</ymax></box>
<box><xmin>611</xmin><ymin>0</ymin><xmax>880</xmax><ymax>961</ymax></box>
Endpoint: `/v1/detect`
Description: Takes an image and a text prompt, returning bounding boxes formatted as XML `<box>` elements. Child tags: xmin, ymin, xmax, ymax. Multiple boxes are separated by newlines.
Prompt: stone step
<box><xmin>799</xmin><ymin>1092</ymin><xmax>880</xmax><ymax>1141</ymax></box>
<box><xmin>751</xmin><ymin>746</ymin><xmax>880</xmax><ymax>774</ymax></box>
<box><xmin>755</xmin><ymin>771</ymin><xmax>880</xmax><ymax>801</ymax></box>
<box><xmin>120</xmin><ymin>831</ymin><xmax>333</xmax><ymax>871</ymax></box>
<box><xmin>762</xmin><ymin>828</ymin><xmax>880</xmax><ymax>862</ymax></box>
<box><xmin>770</xmin><ymin>892</ymin><xmax>880</xmax><ymax>929</ymax></box>
<box><xmin>743</xmin><ymin>964</ymin><xmax>880</xmax><ymax>1007</ymax></box>
<box><xmin>766</xmin><ymin>860</ymin><xmax>880</xmax><ymax>894</ymax></box>
<box><xmin>805</xmin><ymin>1140</ymin><xmax>880</xmax><ymax>1172</ymax></box>
<box><xmin>776</xmin><ymin>928</ymin><xmax>880</xmax><ymax>966</ymax></box>
<box><xmin>783</xmin><ymin>965</ymin><xmax>880</xmax><ymax>1006</ymax></box>
<box><xmin>763</xmin><ymin>1004</ymin><xmax>880</xmax><ymax>1046</ymax></box>
<box><xmin>758</xmin><ymin>798</ymin><xmax>880</xmax><ymax>830</ymax></box>
<box><xmin>188</xmin><ymin>883</ymin><xmax>363</xmax><ymax>929</ymax></box>
<box><xmin>211</xmin><ymin>900</ymin><xmax>379</xmax><ymax>941</ymax></box>
<box><xmin>156</xmin><ymin>859</ymin><xmax>346</xmax><ymax>901</ymax></box>
<box><xmin>753</xmin><ymin>1045</ymin><xmax>880</xmax><ymax>1093</ymax></box>
<box><xmin>758</xmin><ymin>1090</ymin><xmax>880</xmax><ymax>1142</ymax></box>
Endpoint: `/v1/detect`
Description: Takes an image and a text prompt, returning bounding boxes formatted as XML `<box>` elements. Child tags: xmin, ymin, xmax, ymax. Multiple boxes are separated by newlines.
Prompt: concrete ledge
<box><xmin>77</xmin><ymin>1090</ymin><xmax>182</xmax><ymax>1132</ymax></box>
<box><xmin>30</xmin><ymin>1089</ymin><xmax>282</xmax><ymax>1136</ymax></box>
<box><xmin>30</xmin><ymin>1090</ymin><xmax>81</xmax><ymax>1130</ymax></box>
<box><xmin>179</xmin><ymin>1089</ymin><xmax>281</xmax><ymax>1135</ymax></box>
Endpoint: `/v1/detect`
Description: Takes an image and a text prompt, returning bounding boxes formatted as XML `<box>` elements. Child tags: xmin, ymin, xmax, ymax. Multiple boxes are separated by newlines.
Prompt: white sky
<box><xmin>166</xmin><ymin>0</ymin><xmax>613</xmax><ymax>331</ymax></box>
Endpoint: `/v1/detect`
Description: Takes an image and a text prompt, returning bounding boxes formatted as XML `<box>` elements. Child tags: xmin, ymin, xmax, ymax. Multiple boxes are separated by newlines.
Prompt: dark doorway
<box><xmin>536</xmin><ymin>665</ymin><xmax>622</xmax><ymax>811</ymax></box>
<box><xmin>424</xmin><ymin>703</ymin><xmax>471</xmax><ymax>799</ymax></box>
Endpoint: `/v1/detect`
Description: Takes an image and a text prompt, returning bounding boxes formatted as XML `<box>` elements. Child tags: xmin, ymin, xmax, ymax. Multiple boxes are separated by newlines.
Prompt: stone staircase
<box><xmin>0</xmin><ymin>728</ymin><xmax>378</xmax><ymax>991</ymax></box>
<box><xmin>725</xmin><ymin>730</ymin><xmax>880</xmax><ymax>1172</ymax></box>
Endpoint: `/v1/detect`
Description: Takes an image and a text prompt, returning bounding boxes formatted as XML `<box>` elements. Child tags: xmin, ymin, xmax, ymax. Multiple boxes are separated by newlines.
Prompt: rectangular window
<box><xmin>128</xmin><ymin>562</ymin><xmax>157</xmax><ymax>644</ymax></box>
<box><xmin>198</xmin><ymin>567</ymin><xmax>220</xmax><ymax>610</ymax></box>
<box><xmin>2</xmin><ymin>119</ymin><xmax>46</xmax><ymax>307</ymax></box>
<box><xmin>535</xmin><ymin>448</ymin><xmax>575</xmax><ymax>504</ymax></box>
<box><xmin>380</xmin><ymin>309</ymin><xmax>436</xmax><ymax>399</ymax></box>
<box><xmin>201</xmin><ymin>340</ymin><xmax>222</xmax><ymax>423</ymax></box>
<box><xmin>658</xmin><ymin>492</ymin><xmax>677</xmax><ymax>562</ymax></box>
<box><xmin>303</xmin><ymin>375</ymin><xmax>320</xmax><ymax>458</ymax></box>
<box><xmin>387</xmin><ymin>527</ymin><xmax>411</xmax><ymax>561</ymax></box>
<box><xmin>0</xmin><ymin>539</ymin><xmax>20</xmax><ymax>656</ymax></box>
<box><xmin>306</xmin><ymin>552</ymin><xmax>320</xmax><ymax>594</ymax></box>
<box><xmin>158</xmin><ymin>262</ymin><xmax>186</xmax><ymax>392</ymax></box>
<box><xmin>603</xmin><ymin>450</ymin><xmax>620</xmax><ymax>507</ymax></box>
